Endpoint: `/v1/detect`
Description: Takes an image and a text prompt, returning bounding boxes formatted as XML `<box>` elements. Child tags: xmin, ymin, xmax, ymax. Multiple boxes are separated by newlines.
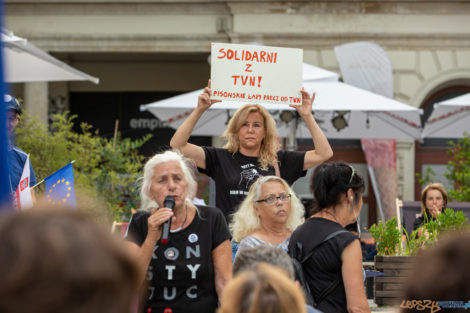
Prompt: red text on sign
<box><xmin>290</xmin><ymin>97</ymin><xmax>301</xmax><ymax>103</ymax></box>
<box><xmin>232</xmin><ymin>75</ymin><xmax>262</xmax><ymax>87</ymax></box>
<box><xmin>217</xmin><ymin>49</ymin><xmax>278</xmax><ymax>64</ymax></box>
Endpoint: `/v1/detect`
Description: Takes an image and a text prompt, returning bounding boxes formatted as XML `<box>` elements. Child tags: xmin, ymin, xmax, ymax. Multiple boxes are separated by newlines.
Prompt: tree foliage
<box><xmin>415</xmin><ymin>133</ymin><xmax>469</xmax><ymax>201</ymax></box>
<box><xmin>416</xmin><ymin>166</ymin><xmax>437</xmax><ymax>188</ymax></box>
<box><xmin>14</xmin><ymin>111</ymin><xmax>151</xmax><ymax>221</ymax></box>
<box><xmin>445</xmin><ymin>132</ymin><xmax>470</xmax><ymax>201</ymax></box>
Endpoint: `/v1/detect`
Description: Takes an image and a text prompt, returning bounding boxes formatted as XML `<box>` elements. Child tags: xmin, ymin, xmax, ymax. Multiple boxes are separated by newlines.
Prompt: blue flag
<box><xmin>0</xmin><ymin>3</ymin><xmax>13</xmax><ymax>211</ymax></box>
<box><xmin>44</xmin><ymin>163</ymin><xmax>76</xmax><ymax>208</ymax></box>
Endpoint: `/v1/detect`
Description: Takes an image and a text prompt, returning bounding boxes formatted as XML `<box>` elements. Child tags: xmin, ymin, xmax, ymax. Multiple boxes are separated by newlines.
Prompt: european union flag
<box><xmin>44</xmin><ymin>163</ymin><xmax>76</xmax><ymax>208</ymax></box>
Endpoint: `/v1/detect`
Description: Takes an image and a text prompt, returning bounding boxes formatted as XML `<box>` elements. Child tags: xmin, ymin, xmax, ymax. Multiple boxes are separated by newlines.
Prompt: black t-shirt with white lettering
<box><xmin>125</xmin><ymin>205</ymin><xmax>231</xmax><ymax>313</ymax></box>
<box><xmin>199</xmin><ymin>147</ymin><xmax>306</xmax><ymax>222</ymax></box>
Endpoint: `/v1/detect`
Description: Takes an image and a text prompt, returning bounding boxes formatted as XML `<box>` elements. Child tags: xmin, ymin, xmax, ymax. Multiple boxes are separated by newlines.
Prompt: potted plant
<box><xmin>369</xmin><ymin>217</ymin><xmax>411</xmax><ymax>306</ymax></box>
<box><xmin>368</xmin><ymin>209</ymin><xmax>468</xmax><ymax>305</ymax></box>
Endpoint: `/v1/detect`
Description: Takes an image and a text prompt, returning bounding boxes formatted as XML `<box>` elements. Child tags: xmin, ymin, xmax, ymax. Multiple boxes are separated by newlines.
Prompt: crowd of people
<box><xmin>1</xmin><ymin>88</ymin><xmax>468</xmax><ymax>313</ymax></box>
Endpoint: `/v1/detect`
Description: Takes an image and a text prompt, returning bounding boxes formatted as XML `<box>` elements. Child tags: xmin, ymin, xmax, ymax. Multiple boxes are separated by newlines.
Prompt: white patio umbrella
<box><xmin>421</xmin><ymin>93</ymin><xmax>470</xmax><ymax>139</ymax></box>
<box><xmin>141</xmin><ymin>64</ymin><xmax>422</xmax><ymax>140</ymax></box>
<box><xmin>301</xmin><ymin>81</ymin><xmax>421</xmax><ymax>139</ymax></box>
<box><xmin>1</xmin><ymin>29</ymin><xmax>99</xmax><ymax>84</ymax></box>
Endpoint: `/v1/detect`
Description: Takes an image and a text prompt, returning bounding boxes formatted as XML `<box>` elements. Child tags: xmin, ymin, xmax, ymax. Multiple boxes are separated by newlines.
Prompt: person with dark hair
<box><xmin>402</xmin><ymin>232</ymin><xmax>470</xmax><ymax>313</ymax></box>
<box><xmin>125</xmin><ymin>150</ymin><xmax>232</xmax><ymax>313</ymax></box>
<box><xmin>413</xmin><ymin>182</ymin><xmax>448</xmax><ymax>231</ymax></box>
<box><xmin>4</xmin><ymin>94</ymin><xmax>37</xmax><ymax>207</ymax></box>
<box><xmin>0</xmin><ymin>207</ymin><xmax>139</xmax><ymax>313</ymax></box>
<box><xmin>288</xmin><ymin>162</ymin><xmax>370</xmax><ymax>313</ymax></box>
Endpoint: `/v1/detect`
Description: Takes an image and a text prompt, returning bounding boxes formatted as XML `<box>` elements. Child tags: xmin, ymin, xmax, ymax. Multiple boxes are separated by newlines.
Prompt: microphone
<box><xmin>160</xmin><ymin>195</ymin><xmax>175</xmax><ymax>244</ymax></box>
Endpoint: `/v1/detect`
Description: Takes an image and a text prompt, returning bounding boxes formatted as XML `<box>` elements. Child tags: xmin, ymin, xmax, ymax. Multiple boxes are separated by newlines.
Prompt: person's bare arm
<box><xmin>341</xmin><ymin>239</ymin><xmax>371</xmax><ymax>313</ymax></box>
<box><xmin>290</xmin><ymin>89</ymin><xmax>333</xmax><ymax>170</ymax></box>
<box><xmin>170</xmin><ymin>82</ymin><xmax>220</xmax><ymax>169</ymax></box>
<box><xmin>212</xmin><ymin>239</ymin><xmax>232</xmax><ymax>303</ymax></box>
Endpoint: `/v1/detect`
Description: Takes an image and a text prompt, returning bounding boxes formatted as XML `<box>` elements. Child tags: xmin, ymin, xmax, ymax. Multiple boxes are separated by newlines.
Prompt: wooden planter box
<box><xmin>374</xmin><ymin>255</ymin><xmax>417</xmax><ymax>306</ymax></box>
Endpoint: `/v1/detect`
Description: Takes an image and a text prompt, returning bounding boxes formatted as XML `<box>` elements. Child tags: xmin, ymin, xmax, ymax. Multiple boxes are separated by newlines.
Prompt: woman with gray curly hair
<box><xmin>125</xmin><ymin>150</ymin><xmax>232</xmax><ymax>313</ymax></box>
<box><xmin>230</xmin><ymin>175</ymin><xmax>305</xmax><ymax>257</ymax></box>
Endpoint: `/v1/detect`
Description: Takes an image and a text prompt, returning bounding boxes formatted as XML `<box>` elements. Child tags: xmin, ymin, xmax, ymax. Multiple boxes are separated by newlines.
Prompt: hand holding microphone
<box><xmin>160</xmin><ymin>195</ymin><xmax>175</xmax><ymax>244</ymax></box>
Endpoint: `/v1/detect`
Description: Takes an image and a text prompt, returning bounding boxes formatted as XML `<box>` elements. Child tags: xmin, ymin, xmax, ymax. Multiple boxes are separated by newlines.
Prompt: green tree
<box><xmin>14</xmin><ymin>111</ymin><xmax>151</xmax><ymax>221</ymax></box>
<box><xmin>445</xmin><ymin>132</ymin><xmax>470</xmax><ymax>201</ymax></box>
<box><xmin>416</xmin><ymin>166</ymin><xmax>437</xmax><ymax>189</ymax></box>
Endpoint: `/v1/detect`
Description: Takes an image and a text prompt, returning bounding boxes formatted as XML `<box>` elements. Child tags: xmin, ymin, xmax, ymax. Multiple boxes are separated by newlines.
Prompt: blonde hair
<box><xmin>218</xmin><ymin>263</ymin><xmax>306</xmax><ymax>313</ymax></box>
<box><xmin>139</xmin><ymin>150</ymin><xmax>197</xmax><ymax>211</ymax></box>
<box><xmin>421</xmin><ymin>182</ymin><xmax>448</xmax><ymax>215</ymax></box>
<box><xmin>223</xmin><ymin>104</ymin><xmax>278</xmax><ymax>170</ymax></box>
<box><xmin>230</xmin><ymin>176</ymin><xmax>305</xmax><ymax>242</ymax></box>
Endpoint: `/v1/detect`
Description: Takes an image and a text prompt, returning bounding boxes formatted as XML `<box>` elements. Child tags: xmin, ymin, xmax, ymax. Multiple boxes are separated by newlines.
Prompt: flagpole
<box><xmin>31</xmin><ymin>160</ymin><xmax>76</xmax><ymax>189</ymax></box>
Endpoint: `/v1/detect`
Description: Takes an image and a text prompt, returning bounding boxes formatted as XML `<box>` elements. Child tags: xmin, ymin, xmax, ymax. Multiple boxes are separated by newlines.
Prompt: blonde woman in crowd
<box><xmin>218</xmin><ymin>263</ymin><xmax>307</xmax><ymax>313</ymax></box>
<box><xmin>413</xmin><ymin>182</ymin><xmax>448</xmax><ymax>231</ymax></box>
<box><xmin>230</xmin><ymin>176</ymin><xmax>304</xmax><ymax>257</ymax></box>
<box><xmin>170</xmin><ymin>82</ymin><xmax>332</xmax><ymax>223</ymax></box>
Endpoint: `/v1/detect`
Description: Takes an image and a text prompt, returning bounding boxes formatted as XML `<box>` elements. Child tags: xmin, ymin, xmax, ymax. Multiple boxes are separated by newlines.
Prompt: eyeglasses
<box><xmin>348</xmin><ymin>166</ymin><xmax>355</xmax><ymax>185</ymax></box>
<box><xmin>256</xmin><ymin>193</ymin><xmax>291</xmax><ymax>205</ymax></box>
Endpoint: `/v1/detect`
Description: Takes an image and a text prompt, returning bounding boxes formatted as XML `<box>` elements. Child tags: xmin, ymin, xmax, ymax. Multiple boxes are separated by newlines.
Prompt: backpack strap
<box><xmin>299</xmin><ymin>229</ymin><xmax>349</xmax><ymax>264</ymax></box>
<box><xmin>296</xmin><ymin>229</ymin><xmax>349</xmax><ymax>307</ymax></box>
<box><xmin>314</xmin><ymin>276</ymin><xmax>342</xmax><ymax>307</ymax></box>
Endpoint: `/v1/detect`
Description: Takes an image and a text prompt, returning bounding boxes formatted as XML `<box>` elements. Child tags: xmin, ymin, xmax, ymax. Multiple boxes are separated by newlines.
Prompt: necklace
<box><xmin>171</xmin><ymin>205</ymin><xmax>188</xmax><ymax>233</ymax></box>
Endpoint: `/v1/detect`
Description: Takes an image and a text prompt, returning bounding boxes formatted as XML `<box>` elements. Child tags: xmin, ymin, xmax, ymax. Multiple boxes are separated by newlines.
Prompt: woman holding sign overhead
<box><xmin>170</xmin><ymin>81</ymin><xmax>332</xmax><ymax>224</ymax></box>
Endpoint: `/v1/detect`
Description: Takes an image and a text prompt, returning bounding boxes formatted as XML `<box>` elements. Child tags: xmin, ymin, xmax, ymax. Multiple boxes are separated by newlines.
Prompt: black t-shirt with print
<box><xmin>199</xmin><ymin>147</ymin><xmax>306</xmax><ymax>222</ymax></box>
<box><xmin>288</xmin><ymin>217</ymin><xmax>358</xmax><ymax>313</ymax></box>
<box><xmin>125</xmin><ymin>205</ymin><xmax>231</xmax><ymax>313</ymax></box>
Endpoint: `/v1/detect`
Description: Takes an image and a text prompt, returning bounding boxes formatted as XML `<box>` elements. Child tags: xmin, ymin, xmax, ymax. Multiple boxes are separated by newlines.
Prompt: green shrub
<box><xmin>369</xmin><ymin>217</ymin><xmax>402</xmax><ymax>256</ymax></box>
<box><xmin>371</xmin><ymin>208</ymin><xmax>469</xmax><ymax>256</ymax></box>
<box><xmin>14</xmin><ymin>111</ymin><xmax>151</xmax><ymax>221</ymax></box>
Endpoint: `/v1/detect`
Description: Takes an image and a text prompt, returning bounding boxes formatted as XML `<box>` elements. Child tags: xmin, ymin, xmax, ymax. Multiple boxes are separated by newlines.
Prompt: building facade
<box><xmin>5</xmin><ymin>0</ymin><xmax>470</xmax><ymax>226</ymax></box>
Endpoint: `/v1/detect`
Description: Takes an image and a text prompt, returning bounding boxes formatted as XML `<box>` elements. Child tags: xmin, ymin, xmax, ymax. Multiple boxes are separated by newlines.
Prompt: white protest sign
<box><xmin>210</xmin><ymin>42</ymin><xmax>302</xmax><ymax>105</ymax></box>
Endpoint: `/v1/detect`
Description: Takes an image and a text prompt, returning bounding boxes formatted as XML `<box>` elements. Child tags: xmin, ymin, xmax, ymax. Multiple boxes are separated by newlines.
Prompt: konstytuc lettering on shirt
<box><xmin>147</xmin><ymin>244</ymin><xmax>202</xmax><ymax>301</ymax></box>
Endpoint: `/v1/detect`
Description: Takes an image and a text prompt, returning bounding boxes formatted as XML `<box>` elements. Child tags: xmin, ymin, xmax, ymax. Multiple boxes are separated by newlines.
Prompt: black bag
<box><xmin>290</xmin><ymin>229</ymin><xmax>348</xmax><ymax>307</ymax></box>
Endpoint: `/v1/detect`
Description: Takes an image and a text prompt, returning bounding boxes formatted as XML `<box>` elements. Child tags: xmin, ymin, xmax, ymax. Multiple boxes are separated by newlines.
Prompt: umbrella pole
<box><xmin>287</xmin><ymin>118</ymin><xmax>297</xmax><ymax>151</ymax></box>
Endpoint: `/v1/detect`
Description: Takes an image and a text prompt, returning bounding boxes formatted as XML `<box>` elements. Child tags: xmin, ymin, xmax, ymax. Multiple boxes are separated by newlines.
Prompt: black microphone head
<box><xmin>163</xmin><ymin>195</ymin><xmax>175</xmax><ymax>209</ymax></box>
